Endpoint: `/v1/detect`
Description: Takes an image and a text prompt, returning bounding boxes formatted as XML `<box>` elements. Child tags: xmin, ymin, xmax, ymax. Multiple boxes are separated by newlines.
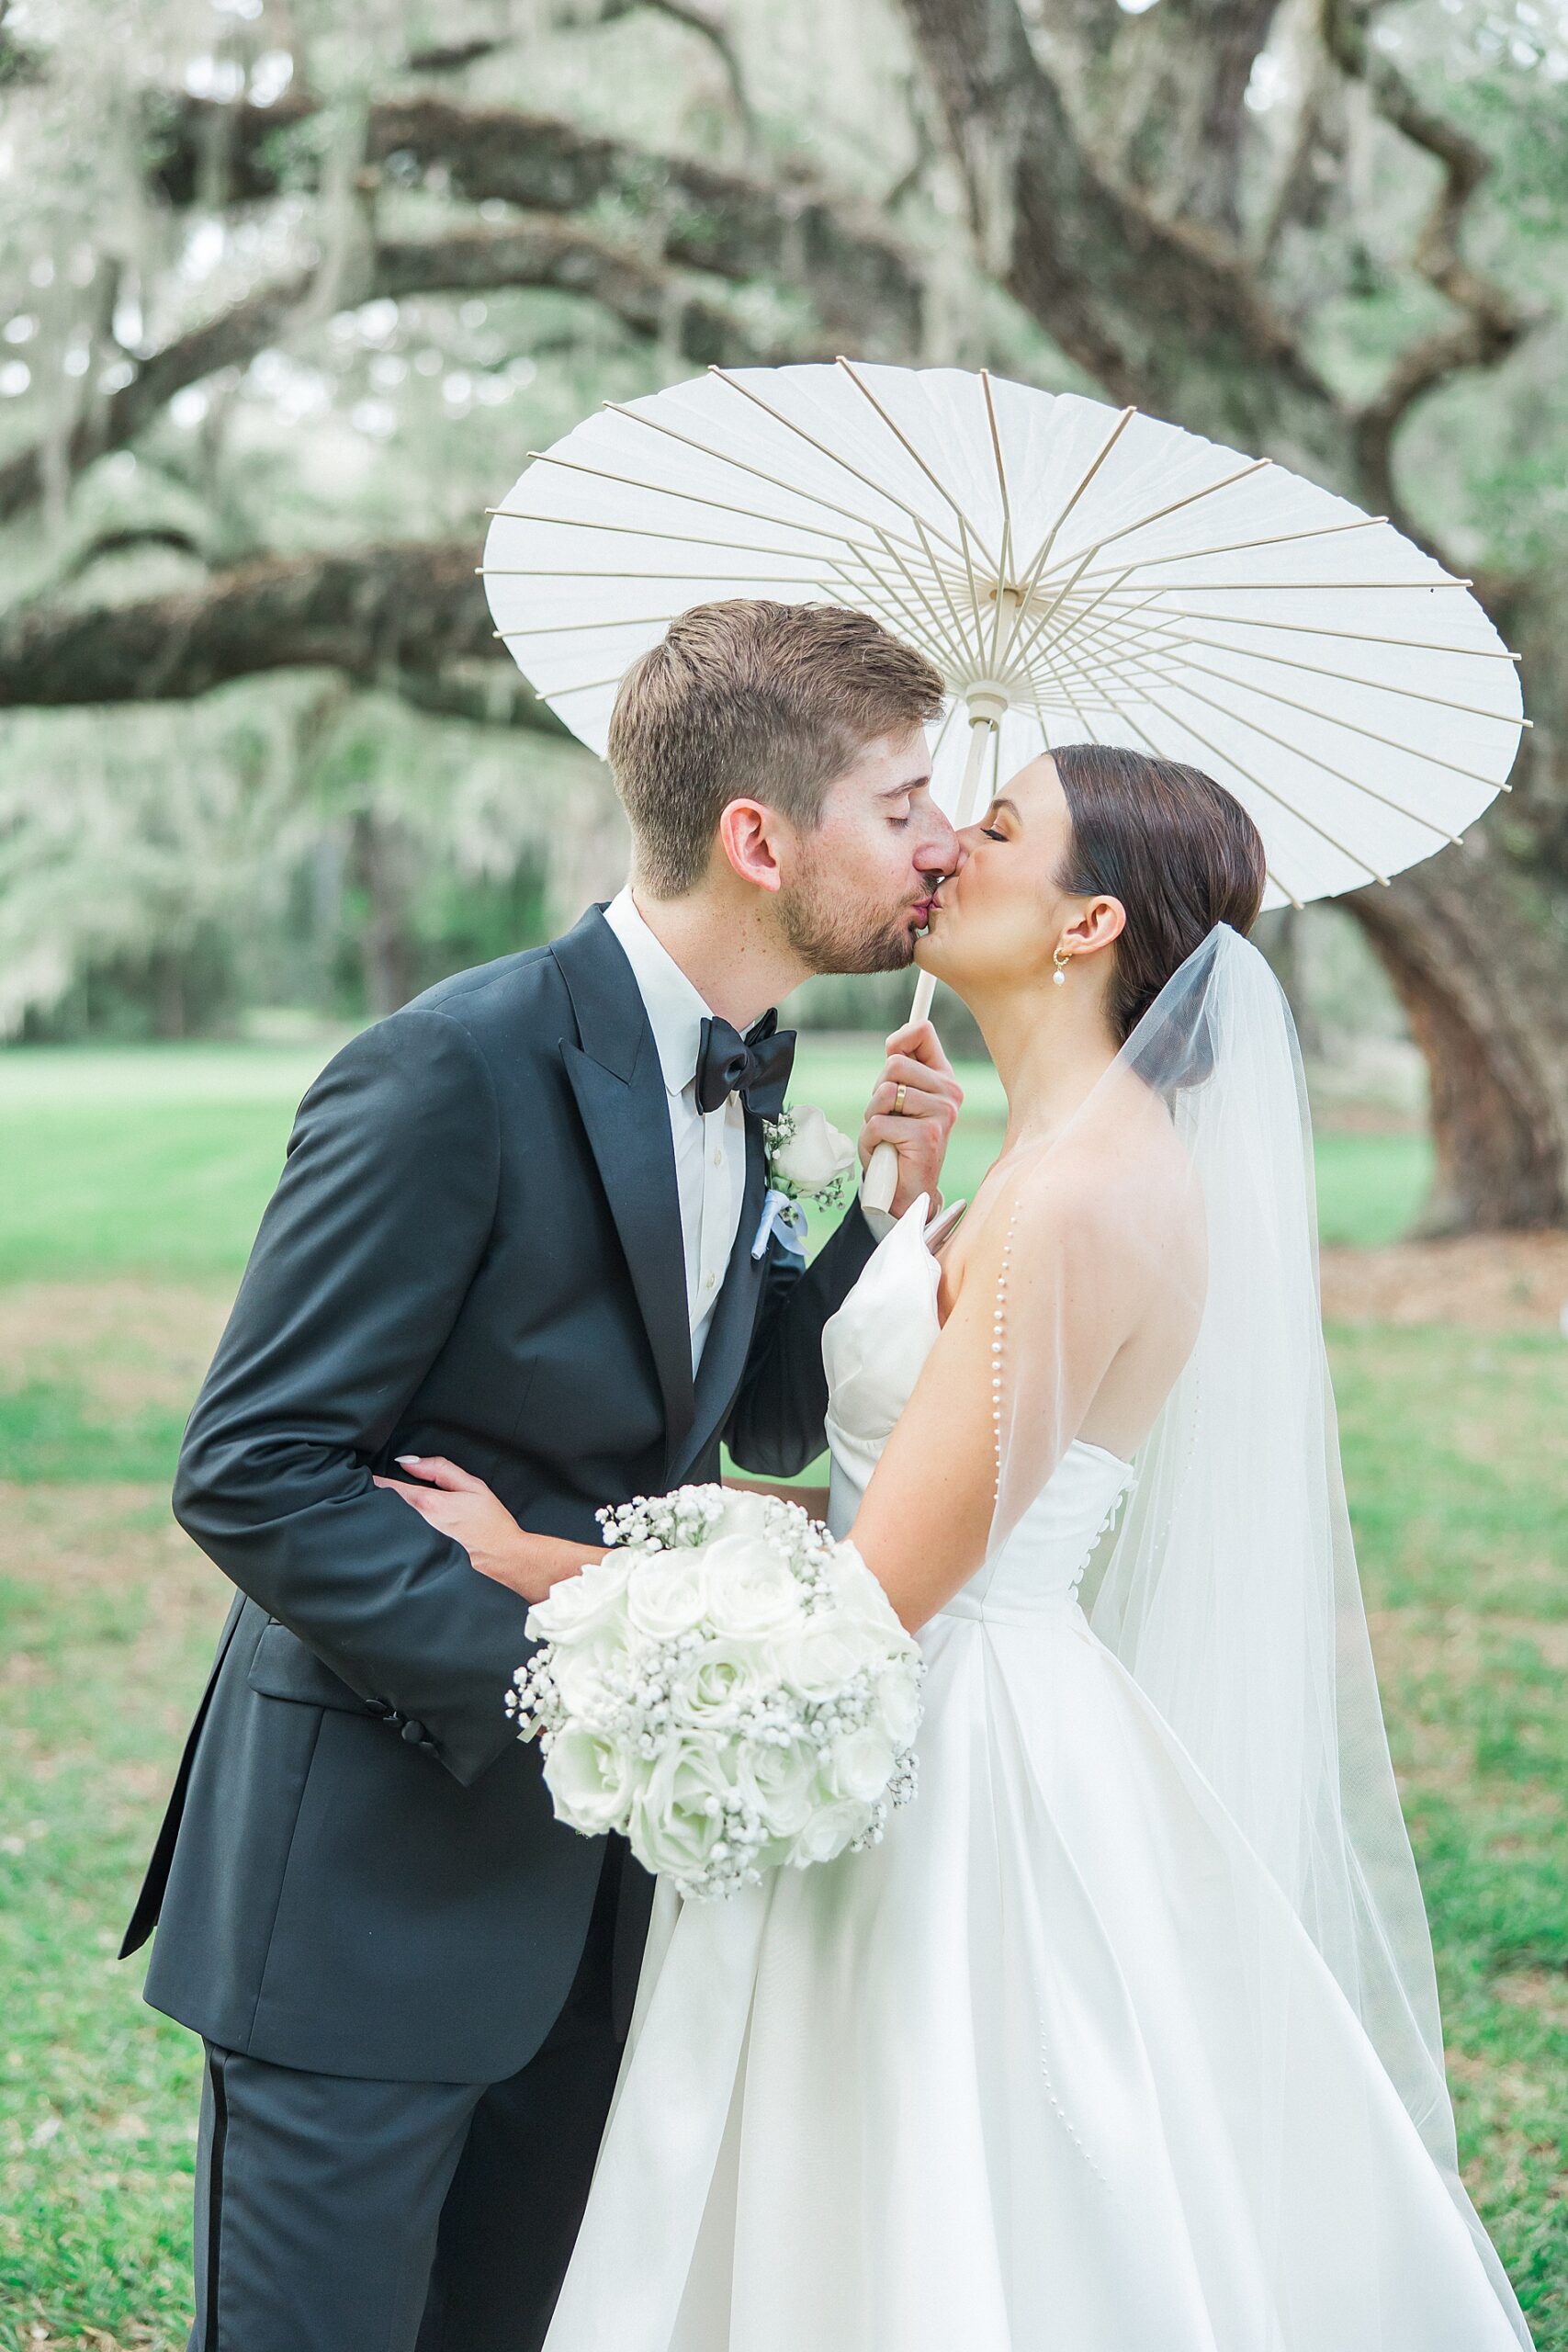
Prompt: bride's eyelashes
<box><xmin>981</xmin><ymin>826</ymin><xmax>1007</xmax><ymax>842</ymax></box>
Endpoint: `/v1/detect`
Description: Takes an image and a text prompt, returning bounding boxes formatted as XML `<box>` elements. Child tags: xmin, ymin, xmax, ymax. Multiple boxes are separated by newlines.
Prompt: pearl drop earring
<box><xmin>1052</xmin><ymin>944</ymin><xmax>1071</xmax><ymax>987</ymax></box>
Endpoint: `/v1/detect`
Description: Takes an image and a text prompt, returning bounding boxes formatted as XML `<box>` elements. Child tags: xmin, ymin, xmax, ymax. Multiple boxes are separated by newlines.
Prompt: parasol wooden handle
<box><xmin>862</xmin><ymin>971</ymin><xmax>936</xmax><ymax>1215</ymax></box>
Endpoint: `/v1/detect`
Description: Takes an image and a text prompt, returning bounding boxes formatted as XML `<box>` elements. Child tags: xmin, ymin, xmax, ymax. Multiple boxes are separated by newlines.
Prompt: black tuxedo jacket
<box><xmin>121</xmin><ymin>904</ymin><xmax>877</xmax><ymax>2082</ymax></box>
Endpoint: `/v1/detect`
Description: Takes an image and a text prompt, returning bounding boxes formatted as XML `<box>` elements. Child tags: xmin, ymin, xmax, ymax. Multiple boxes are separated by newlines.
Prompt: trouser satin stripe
<box><xmin>203</xmin><ymin>2047</ymin><xmax>229</xmax><ymax>2352</ymax></box>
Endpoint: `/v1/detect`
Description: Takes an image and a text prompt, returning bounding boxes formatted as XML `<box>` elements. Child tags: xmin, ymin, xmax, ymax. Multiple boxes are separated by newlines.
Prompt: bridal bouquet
<box><xmin>507</xmin><ymin>1486</ymin><xmax>924</xmax><ymax>1899</ymax></box>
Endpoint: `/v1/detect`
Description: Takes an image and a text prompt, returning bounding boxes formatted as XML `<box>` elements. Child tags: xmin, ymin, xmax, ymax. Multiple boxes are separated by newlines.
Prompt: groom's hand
<box><xmin>857</xmin><ymin>1019</ymin><xmax>963</xmax><ymax>1219</ymax></box>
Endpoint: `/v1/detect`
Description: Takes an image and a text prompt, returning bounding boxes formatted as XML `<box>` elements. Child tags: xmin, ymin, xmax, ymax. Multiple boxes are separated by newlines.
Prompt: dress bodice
<box><xmin>823</xmin><ymin>1196</ymin><xmax>1135</xmax><ymax>1625</ymax></box>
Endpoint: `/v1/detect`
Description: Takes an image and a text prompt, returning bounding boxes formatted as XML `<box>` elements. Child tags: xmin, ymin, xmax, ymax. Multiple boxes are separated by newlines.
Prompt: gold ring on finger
<box><xmin>894</xmin><ymin>1084</ymin><xmax>908</xmax><ymax>1115</ymax></box>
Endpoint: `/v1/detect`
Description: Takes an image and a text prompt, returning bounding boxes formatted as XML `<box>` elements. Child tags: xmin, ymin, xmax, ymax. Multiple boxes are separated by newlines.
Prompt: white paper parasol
<box><xmin>480</xmin><ymin>360</ymin><xmax>1525</xmax><ymax>1205</ymax></box>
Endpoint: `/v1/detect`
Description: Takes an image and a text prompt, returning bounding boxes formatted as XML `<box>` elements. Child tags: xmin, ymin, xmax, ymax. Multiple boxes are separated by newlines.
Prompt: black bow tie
<box><xmin>694</xmin><ymin>1010</ymin><xmax>795</xmax><ymax>1120</ymax></box>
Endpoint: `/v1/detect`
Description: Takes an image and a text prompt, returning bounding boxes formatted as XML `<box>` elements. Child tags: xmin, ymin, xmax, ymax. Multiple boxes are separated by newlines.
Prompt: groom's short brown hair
<box><xmin>606</xmin><ymin>600</ymin><xmax>945</xmax><ymax>895</ymax></box>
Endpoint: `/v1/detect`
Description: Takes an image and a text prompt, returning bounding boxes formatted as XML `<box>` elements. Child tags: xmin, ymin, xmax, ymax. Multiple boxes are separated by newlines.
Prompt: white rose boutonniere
<box><xmin>764</xmin><ymin>1102</ymin><xmax>857</xmax><ymax>1209</ymax></box>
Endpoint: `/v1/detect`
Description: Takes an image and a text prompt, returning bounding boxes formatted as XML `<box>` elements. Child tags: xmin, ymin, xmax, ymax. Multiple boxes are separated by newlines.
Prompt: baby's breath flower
<box><xmin>511</xmin><ymin>1480</ymin><xmax>925</xmax><ymax>1899</ymax></box>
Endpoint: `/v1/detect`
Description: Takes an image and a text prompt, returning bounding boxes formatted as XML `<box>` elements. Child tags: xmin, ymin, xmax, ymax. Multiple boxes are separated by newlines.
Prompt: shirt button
<box><xmin>703</xmin><ymin>1272</ymin><xmax>716</xmax><ymax>1291</ymax></box>
<box><xmin>712</xmin><ymin>1149</ymin><xmax>724</xmax><ymax>1169</ymax></box>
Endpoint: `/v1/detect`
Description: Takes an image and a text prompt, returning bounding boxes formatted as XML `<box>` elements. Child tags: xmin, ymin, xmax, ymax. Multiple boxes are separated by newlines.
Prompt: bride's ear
<box><xmin>1066</xmin><ymin>895</ymin><xmax>1126</xmax><ymax>960</ymax></box>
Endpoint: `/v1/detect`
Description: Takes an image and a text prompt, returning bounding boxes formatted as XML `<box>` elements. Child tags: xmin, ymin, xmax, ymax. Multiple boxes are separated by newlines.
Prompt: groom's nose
<box><xmin>918</xmin><ymin>806</ymin><xmax>963</xmax><ymax>878</ymax></box>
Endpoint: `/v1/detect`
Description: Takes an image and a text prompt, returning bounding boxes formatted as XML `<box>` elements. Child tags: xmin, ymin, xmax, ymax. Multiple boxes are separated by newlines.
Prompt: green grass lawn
<box><xmin>0</xmin><ymin>1033</ymin><xmax>1429</xmax><ymax>1283</ymax></box>
<box><xmin>0</xmin><ymin>1039</ymin><xmax>1561</xmax><ymax>2349</ymax></box>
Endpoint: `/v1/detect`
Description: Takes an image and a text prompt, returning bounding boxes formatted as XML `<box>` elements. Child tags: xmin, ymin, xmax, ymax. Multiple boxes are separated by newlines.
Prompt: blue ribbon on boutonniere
<box><xmin>751</xmin><ymin>1187</ymin><xmax>810</xmax><ymax>1262</ymax></box>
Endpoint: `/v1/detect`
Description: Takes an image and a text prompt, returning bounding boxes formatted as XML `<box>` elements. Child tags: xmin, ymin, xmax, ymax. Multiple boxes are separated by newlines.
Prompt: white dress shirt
<box><xmin>603</xmin><ymin>888</ymin><xmax>751</xmax><ymax>1374</ymax></box>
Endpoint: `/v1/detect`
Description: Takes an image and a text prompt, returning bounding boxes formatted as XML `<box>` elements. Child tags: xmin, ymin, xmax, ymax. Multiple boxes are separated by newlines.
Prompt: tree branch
<box><xmin>597</xmin><ymin>0</ymin><xmax>755</xmax><ymax>129</ymax></box>
<box><xmin>404</xmin><ymin>38</ymin><xmax>512</xmax><ymax>74</ymax></box>
<box><xmin>371</xmin><ymin>218</ymin><xmax>783</xmax><ymax>356</ymax></box>
<box><xmin>387</xmin><ymin>662</ymin><xmax>574</xmax><ymax>729</ymax></box>
<box><xmin>145</xmin><ymin>92</ymin><xmax>924</xmax><ymax>350</ymax></box>
<box><xmin>1023</xmin><ymin>0</ymin><xmax>1280</xmax><ymax>240</ymax></box>
<box><xmin>57</xmin><ymin>525</ymin><xmax>210</xmax><ymax>582</ymax></box>
<box><xmin>0</xmin><ymin>218</ymin><xmax>814</xmax><ymax>527</ymax></box>
<box><xmin>1320</xmin><ymin>0</ymin><xmax>1536</xmax><ymax>528</ymax></box>
<box><xmin>897</xmin><ymin>0</ymin><xmax>1349</xmax><ymax>475</ymax></box>
<box><xmin>0</xmin><ymin>0</ymin><xmax>43</xmax><ymax>85</ymax></box>
<box><xmin>0</xmin><ymin>539</ymin><xmax>561</xmax><ymax>727</ymax></box>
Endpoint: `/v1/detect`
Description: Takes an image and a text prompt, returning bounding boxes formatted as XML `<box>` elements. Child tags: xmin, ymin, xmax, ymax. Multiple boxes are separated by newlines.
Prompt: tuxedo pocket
<box><xmin>246</xmin><ymin>1620</ymin><xmax>387</xmax><ymax>1719</ymax></box>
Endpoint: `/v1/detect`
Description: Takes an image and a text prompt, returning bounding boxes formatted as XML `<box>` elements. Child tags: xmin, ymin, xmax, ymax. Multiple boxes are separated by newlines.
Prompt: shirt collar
<box><xmin>602</xmin><ymin>886</ymin><xmax>712</xmax><ymax>1102</ymax></box>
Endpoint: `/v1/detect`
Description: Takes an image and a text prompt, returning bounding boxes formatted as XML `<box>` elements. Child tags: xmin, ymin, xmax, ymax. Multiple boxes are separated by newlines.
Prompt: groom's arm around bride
<box><xmin>121</xmin><ymin>598</ymin><xmax>962</xmax><ymax>2352</ymax></box>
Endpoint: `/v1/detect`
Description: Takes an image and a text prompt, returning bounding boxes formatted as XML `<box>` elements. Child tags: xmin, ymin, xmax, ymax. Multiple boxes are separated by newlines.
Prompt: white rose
<box><xmin>544</xmin><ymin>1726</ymin><xmax>638</xmax><ymax>1835</ymax></box>
<box><xmin>625</xmin><ymin>1551</ymin><xmax>712</xmax><ymax>1641</ymax></box>
<box><xmin>868</xmin><ymin>1662</ymin><xmax>922</xmax><ymax>1751</ymax></box>
<box><xmin>526</xmin><ymin>1552</ymin><xmax>631</xmax><ymax>1645</ymax></box>
<box><xmin>666</xmin><ymin>1640</ymin><xmax>764</xmax><ymax>1730</ymax></box>
<box><xmin>737</xmin><ymin>1733</ymin><xmax>824</xmax><ymax>1839</ymax></box>
<box><xmin>825</xmin><ymin>1724</ymin><xmax>898</xmax><ymax>1805</ymax></box>
<box><xmin>790</xmin><ymin>1795</ymin><xmax>875</xmax><ymax>1867</ymax></box>
<box><xmin>829</xmin><ymin>1542</ymin><xmax>915</xmax><ymax>1644</ymax></box>
<box><xmin>769</xmin><ymin>1613</ymin><xmax>883</xmax><ymax>1703</ymax></box>
<box><xmin>547</xmin><ymin>1629</ymin><xmax>628</xmax><ymax>1723</ymax></box>
<box><xmin>628</xmin><ymin>1739</ymin><xmax>736</xmax><ymax>1881</ymax></box>
<box><xmin>707</xmin><ymin>1486</ymin><xmax>774</xmax><ymax>1542</ymax></box>
<box><xmin>702</xmin><ymin>1532</ymin><xmax>803</xmax><ymax>1640</ymax></box>
<box><xmin>772</xmin><ymin>1103</ymin><xmax>855</xmax><ymax>1195</ymax></box>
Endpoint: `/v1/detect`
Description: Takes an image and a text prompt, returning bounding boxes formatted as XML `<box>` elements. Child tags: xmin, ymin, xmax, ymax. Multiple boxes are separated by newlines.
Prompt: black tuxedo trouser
<box><xmin>186</xmin><ymin>1838</ymin><xmax>626</xmax><ymax>2352</ymax></box>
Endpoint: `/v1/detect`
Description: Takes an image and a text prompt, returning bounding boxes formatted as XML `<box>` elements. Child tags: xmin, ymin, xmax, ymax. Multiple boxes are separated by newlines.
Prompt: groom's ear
<box><xmin>716</xmin><ymin>797</ymin><xmax>787</xmax><ymax>895</ymax></box>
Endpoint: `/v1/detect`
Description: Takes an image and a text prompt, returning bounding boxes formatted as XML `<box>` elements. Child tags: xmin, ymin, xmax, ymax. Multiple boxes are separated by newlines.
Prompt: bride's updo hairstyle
<box><xmin>1051</xmin><ymin>744</ymin><xmax>1268</xmax><ymax>1059</ymax></box>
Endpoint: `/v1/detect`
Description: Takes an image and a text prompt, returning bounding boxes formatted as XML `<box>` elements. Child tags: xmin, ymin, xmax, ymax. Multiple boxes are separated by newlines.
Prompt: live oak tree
<box><xmin>0</xmin><ymin>0</ymin><xmax>1562</xmax><ymax>1225</ymax></box>
<box><xmin>895</xmin><ymin>0</ymin><xmax>1568</xmax><ymax>1231</ymax></box>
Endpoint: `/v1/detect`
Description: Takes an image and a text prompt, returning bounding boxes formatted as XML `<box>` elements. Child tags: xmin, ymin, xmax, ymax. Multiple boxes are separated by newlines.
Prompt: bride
<box><xmin>484</xmin><ymin>745</ymin><xmax>1534</xmax><ymax>2347</ymax></box>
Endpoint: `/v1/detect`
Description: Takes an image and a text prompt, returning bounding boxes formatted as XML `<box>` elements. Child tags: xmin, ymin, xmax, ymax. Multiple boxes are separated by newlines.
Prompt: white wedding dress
<box><xmin>542</xmin><ymin>1197</ymin><xmax>1529</xmax><ymax>2351</ymax></box>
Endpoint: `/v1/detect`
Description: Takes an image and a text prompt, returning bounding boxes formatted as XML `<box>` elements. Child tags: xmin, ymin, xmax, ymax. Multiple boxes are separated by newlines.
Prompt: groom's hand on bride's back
<box><xmin>857</xmin><ymin>1019</ymin><xmax>963</xmax><ymax>1219</ymax></box>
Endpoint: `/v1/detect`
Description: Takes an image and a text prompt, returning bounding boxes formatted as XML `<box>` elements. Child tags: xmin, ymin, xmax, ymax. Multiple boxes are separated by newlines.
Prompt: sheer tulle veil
<box><xmin>987</xmin><ymin>922</ymin><xmax>1529</xmax><ymax>2340</ymax></box>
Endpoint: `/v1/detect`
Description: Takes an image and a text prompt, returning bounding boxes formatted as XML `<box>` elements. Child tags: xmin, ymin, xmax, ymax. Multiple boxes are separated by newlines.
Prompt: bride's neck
<box><xmin>970</xmin><ymin>979</ymin><xmax>1121</xmax><ymax>1156</ymax></box>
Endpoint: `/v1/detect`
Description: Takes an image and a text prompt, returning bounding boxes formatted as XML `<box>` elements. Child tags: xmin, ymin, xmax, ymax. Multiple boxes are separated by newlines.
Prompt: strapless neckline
<box><xmin>822</xmin><ymin>1196</ymin><xmax>1138</xmax><ymax>1615</ymax></box>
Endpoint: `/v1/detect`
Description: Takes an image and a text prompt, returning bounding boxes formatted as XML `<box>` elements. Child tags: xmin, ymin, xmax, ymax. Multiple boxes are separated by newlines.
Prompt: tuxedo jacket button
<box><xmin>400</xmin><ymin>1717</ymin><xmax>428</xmax><ymax>1746</ymax></box>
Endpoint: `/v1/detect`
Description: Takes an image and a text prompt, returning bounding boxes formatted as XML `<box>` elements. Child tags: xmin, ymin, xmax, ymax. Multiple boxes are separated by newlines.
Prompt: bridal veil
<box><xmin>985</xmin><ymin>922</ymin><xmax>1529</xmax><ymax>2342</ymax></box>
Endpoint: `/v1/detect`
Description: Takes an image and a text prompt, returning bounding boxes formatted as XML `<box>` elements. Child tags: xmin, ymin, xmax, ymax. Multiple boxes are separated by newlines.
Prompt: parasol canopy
<box><xmin>481</xmin><ymin>360</ymin><xmax>1526</xmax><ymax>1204</ymax></box>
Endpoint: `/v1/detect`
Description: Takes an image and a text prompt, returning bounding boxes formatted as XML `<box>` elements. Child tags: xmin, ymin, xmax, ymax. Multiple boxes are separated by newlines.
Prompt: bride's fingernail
<box><xmin>396</xmin><ymin>1454</ymin><xmax>421</xmax><ymax>1465</ymax></box>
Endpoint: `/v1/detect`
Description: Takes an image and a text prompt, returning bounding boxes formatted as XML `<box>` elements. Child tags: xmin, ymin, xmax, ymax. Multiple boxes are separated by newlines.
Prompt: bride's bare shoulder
<box><xmin>942</xmin><ymin>1089</ymin><xmax>1200</xmax><ymax>1308</ymax></box>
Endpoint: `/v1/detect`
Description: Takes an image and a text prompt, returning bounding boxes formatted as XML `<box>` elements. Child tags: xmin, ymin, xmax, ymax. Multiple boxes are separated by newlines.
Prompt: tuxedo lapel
<box><xmin>671</xmin><ymin>1112</ymin><xmax>770</xmax><ymax>1487</ymax></box>
<box><xmin>553</xmin><ymin>909</ymin><xmax>695</xmax><ymax>1461</ymax></box>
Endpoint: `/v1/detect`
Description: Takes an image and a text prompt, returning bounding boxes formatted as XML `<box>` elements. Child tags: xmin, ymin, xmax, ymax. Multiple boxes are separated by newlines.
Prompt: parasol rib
<box><xmin>1039</xmin><ymin>457</ymin><xmax>1273</xmax><ymax>585</ymax></box>
<box><xmin>830</xmin><ymin>357</ymin><xmax>1004</xmax><ymax>578</ymax></box>
<box><xmin>1011</xmin><ymin>406</ymin><xmax>1139</xmax><ymax>590</ymax></box>
<box><xmin>980</xmin><ymin>372</ymin><xmax>1015</xmax><ymax>673</ymax></box>
<box><xmin>1051</xmin><ymin>660</ymin><xmax>1305</xmax><ymax>910</ymax></box>
<box><xmin>1168</xmin><ymin>653</ymin><xmax>1521</xmax><ymax>787</ymax></box>
<box><xmin>1057</xmin><ymin>512</ymin><xmax>1392</xmax><ymax>588</ymax></box>
<box><xmin>499</xmin><ymin>458</ymin><xmax>886</xmax><ymax>557</ymax></box>
<box><xmin>825</xmin><ymin>551</ymin><xmax>964</xmax><ymax>680</ymax></box>
<box><xmin>700</xmin><ymin>370</ymin><xmax>986</xmax><ymax>573</ymax></box>
<box><xmin>1156</xmin><ymin>671</ymin><xmax>1464</xmax><ymax>842</ymax></box>
<box><xmin>601</xmin><ymin>401</ymin><xmax>964</xmax><ymax>571</ymax></box>
<box><xmin>1149</xmin><ymin>609</ymin><xmax>1521</xmax><ymax>660</ymax></box>
<box><xmin>1166</xmin><ymin>633</ymin><xmax>1528</xmax><ymax>729</ymax></box>
<box><xmin>1134</xmin><ymin>681</ymin><xmax>1391</xmax><ymax>886</ymax></box>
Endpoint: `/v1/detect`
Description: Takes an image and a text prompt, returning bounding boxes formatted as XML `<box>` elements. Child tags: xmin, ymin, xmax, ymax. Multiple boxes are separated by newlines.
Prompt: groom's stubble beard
<box><xmin>774</xmin><ymin>860</ymin><xmax>921</xmax><ymax>976</ymax></box>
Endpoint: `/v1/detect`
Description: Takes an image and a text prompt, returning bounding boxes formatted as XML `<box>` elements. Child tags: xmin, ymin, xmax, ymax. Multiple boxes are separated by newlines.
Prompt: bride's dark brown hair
<box><xmin>1050</xmin><ymin>743</ymin><xmax>1268</xmax><ymax>1047</ymax></box>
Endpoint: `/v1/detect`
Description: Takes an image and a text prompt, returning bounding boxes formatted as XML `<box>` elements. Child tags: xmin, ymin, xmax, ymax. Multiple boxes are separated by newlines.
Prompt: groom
<box><xmin>121</xmin><ymin>597</ymin><xmax>964</xmax><ymax>2351</ymax></box>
